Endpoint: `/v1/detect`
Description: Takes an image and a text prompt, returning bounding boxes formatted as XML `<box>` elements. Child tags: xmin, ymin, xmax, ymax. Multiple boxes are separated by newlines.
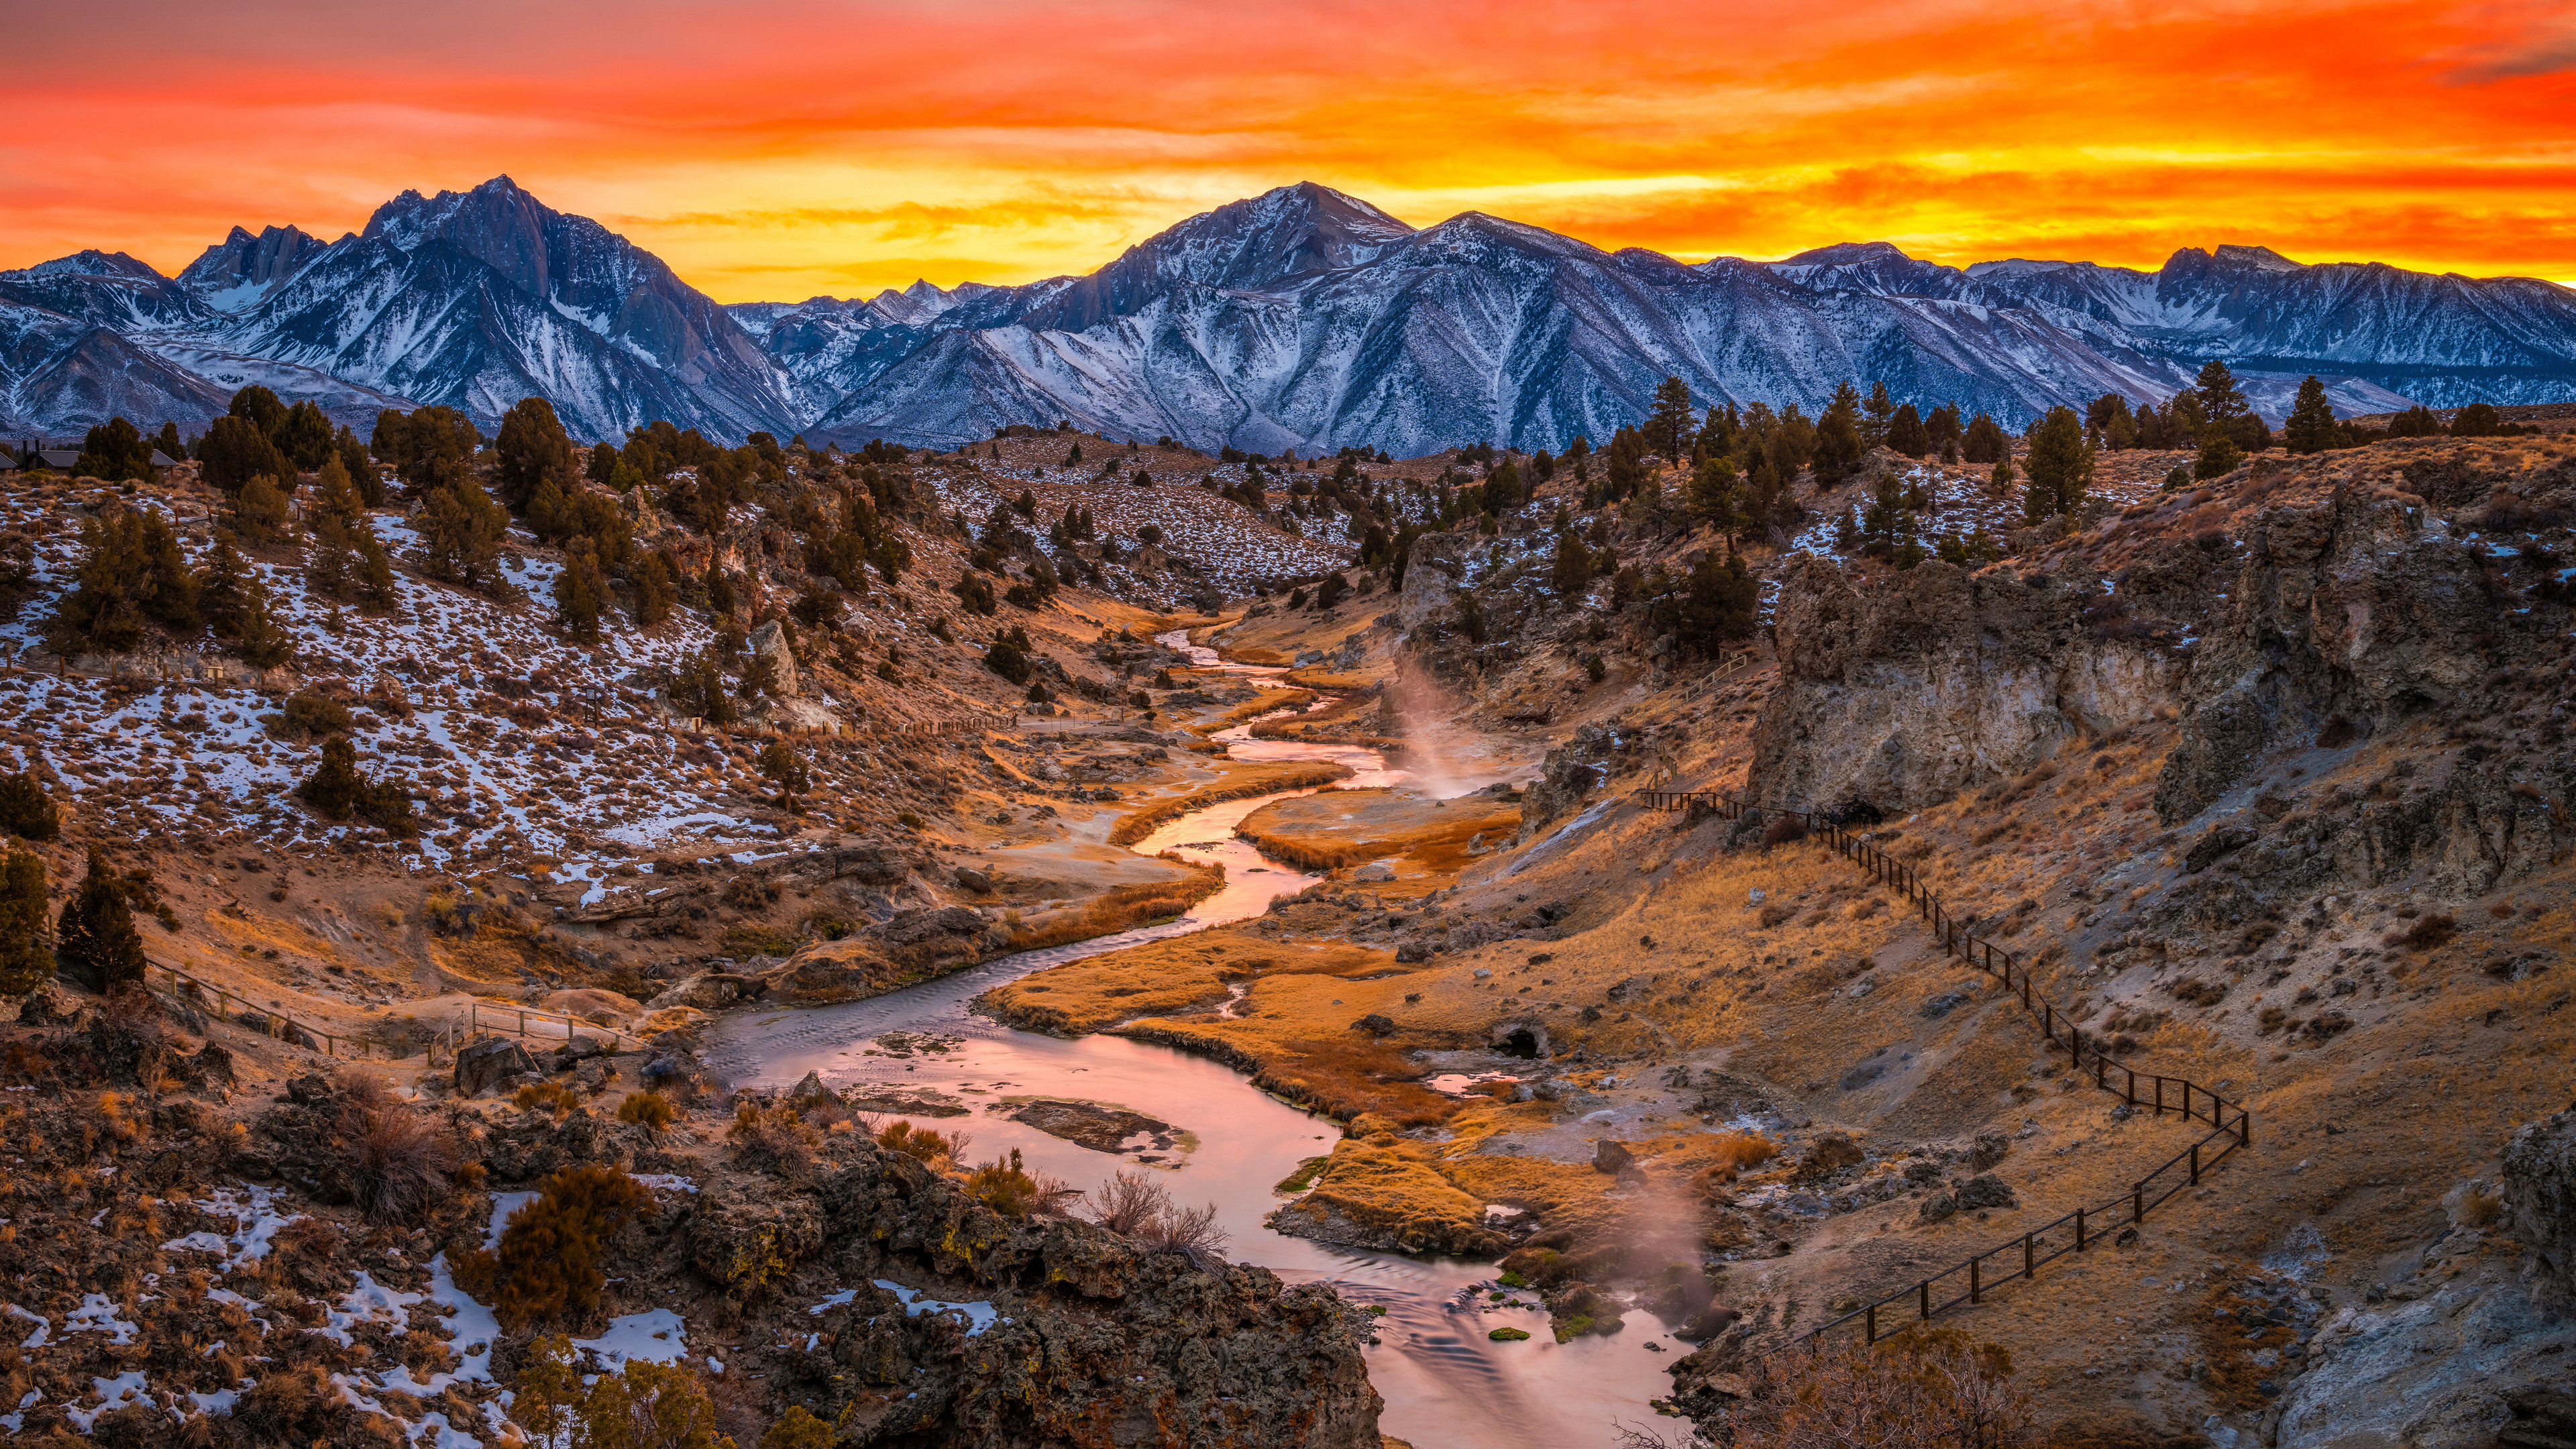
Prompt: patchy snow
<box><xmin>162</xmin><ymin>1184</ymin><xmax>305</xmax><ymax>1269</ymax></box>
<box><xmin>63</xmin><ymin>1294</ymin><xmax>141</xmax><ymax>1345</ymax></box>
<box><xmin>630</xmin><ymin>1173</ymin><xmax>698</xmax><ymax>1194</ymax></box>
<box><xmin>484</xmin><ymin>1191</ymin><xmax>539</xmax><ymax>1251</ymax></box>
<box><xmin>873</xmin><ymin>1279</ymin><xmax>1000</xmax><ymax>1337</ymax></box>
<box><xmin>572</xmin><ymin>1309</ymin><xmax>692</xmax><ymax>1373</ymax></box>
<box><xmin>62</xmin><ymin>1371</ymin><xmax>153</xmax><ymax>1432</ymax></box>
<box><xmin>6</xmin><ymin>1304</ymin><xmax>50</xmax><ymax>1348</ymax></box>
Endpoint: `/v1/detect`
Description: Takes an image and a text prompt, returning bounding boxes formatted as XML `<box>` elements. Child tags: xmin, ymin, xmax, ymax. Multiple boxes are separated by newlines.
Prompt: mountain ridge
<box><xmin>5</xmin><ymin>177</ymin><xmax>2572</xmax><ymax>448</ymax></box>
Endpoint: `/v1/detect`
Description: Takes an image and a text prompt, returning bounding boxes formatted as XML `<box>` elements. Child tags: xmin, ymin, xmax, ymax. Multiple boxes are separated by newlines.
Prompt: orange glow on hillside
<box><xmin>3</xmin><ymin>0</ymin><xmax>2571</xmax><ymax>299</ymax></box>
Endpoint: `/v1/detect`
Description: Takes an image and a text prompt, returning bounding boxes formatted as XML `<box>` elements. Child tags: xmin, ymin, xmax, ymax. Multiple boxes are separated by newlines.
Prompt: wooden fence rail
<box><xmin>150</xmin><ymin>959</ymin><xmax>649</xmax><ymax>1065</ymax></box>
<box><xmin>1627</xmin><ymin>788</ymin><xmax>2253</xmax><ymax>1346</ymax></box>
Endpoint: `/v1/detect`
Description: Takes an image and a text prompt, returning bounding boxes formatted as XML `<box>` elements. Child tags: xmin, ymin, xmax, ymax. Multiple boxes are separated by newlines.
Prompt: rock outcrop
<box><xmin>2505</xmin><ymin>1104</ymin><xmax>2576</xmax><ymax>1303</ymax></box>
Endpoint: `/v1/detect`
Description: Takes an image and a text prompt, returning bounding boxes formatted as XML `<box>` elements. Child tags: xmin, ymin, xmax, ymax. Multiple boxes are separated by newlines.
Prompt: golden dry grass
<box><xmin>1186</xmin><ymin>687</ymin><xmax>1314</xmax><ymax>736</ymax></box>
<box><xmin>983</xmin><ymin>928</ymin><xmax>1378</xmax><ymax>1034</ymax></box>
<box><xmin>1234</xmin><ymin>788</ymin><xmax>1521</xmax><ymax>872</ymax></box>
<box><xmin>1000</xmin><ymin>855</ymin><xmax>1226</xmax><ymax>954</ymax></box>
<box><xmin>1104</xmin><ymin>760</ymin><xmax>1353</xmax><ymax>846</ymax></box>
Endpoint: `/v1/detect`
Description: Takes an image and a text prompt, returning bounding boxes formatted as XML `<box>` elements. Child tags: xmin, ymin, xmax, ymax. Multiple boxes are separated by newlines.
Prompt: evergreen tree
<box><xmin>2284</xmin><ymin>376</ymin><xmax>2339</xmax><ymax>455</ymax></box>
<box><xmin>1603</xmin><ymin>427</ymin><xmax>1649</xmax><ymax>502</ymax></box>
<box><xmin>2022</xmin><ymin>407</ymin><xmax>2093</xmax><ymax>522</ymax></box>
<box><xmin>1686</xmin><ymin>455</ymin><xmax>1742</xmax><ymax>541</ymax></box>
<box><xmin>74</xmin><ymin>417</ymin><xmax>158</xmax><ymax>482</ymax></box>
<box><xmin>379</xmin><ymin>406</ymin><xmax>481</xmax><ymax>496</ymax></box>
<box><xmin>154</xmin><ymin>421</ymin><xmax>187</xmax><ymax>464</ymax></box>
<box><xmin>46</xmin><ymin>500</ymin><xmax>198</xmax><ymax>653</ymax></box>
<box><xmin>2450</xmin><ymin>402</ymin><xmax>2504</xmax><ymax>437</ymax></box>
<box><xmin>1925</xmin><ymin>402</ymin><xmax>1964</xmax><ymax>459</ymax></box>
<box><xmin>421</xmin><ymin>475</ymin><xmax>508</xmax><ymax>589</ymax></box>
<box><xmin>1695</xmin><ymin>403</ymin><xmax>1739</xmax><ymax>460</ymax></box>
<box><xmin>234</xmin><ymin>472</ymin><xmax>292</xmax><ymax>545</ymax></box>
<box><xmin>587</xmin><ymin>441</ymin><xmax>623</xmax><ymax>488</ymax></box>
<box><xmin>200</xmin><ymin>532</ymin><xmax>256</xmax><ymax>637</ymax></box>
<box><xmin>1886</xmin><ymin>403</ymin><xmax>1931</xmax><ymax>458</ymax></box>
<box><xmin>355</xmin><ymin>532</ymin><xmax>399</xmax><ymax>614</ymax></box>
<box><xmin>305</xmin><ymin>454</ymin><xmax>370</xmax><ymax>598</ymax></box>
<box><xmin>633</xmin><ymin>551</ymin><xmax>677</xmax><ymax>627</ymax></box>
<box><xmin>294</xmin><ymin>735</ymin><xmax>366</xmax><ymax>819</ymax></box>
<box><xmin>274</xmin><ymin>400</ymin><xmax>334</xmax><ymax>470</ymax></box>
<box><xmin>2194</xmin><ymin>360</ymin><xmax>2251</xmax><ymax>427</ymax></box>
<box><xmin>495</xmin><ymin>396</ymin><xmax>578</xmax><ymax>513</ymax></box>
<box><xmin>197</xmin><ymin>415</ymin><xmax>292</xmax><ymax>496</ymax></box>
<box><xmin>0</xmin><ymin>845</ymin><xmax>48</xmax><ymax>995</ymax></box>
<box><xmin>555</xmin><ymin>539</ymin><xmax>608</xmax><ymax>645</ymax></box>
<box><xmin>1646</xmin><ymin>376</ymin><xmax>1697</xmax><ymax>460</ymax></box>
<box><xmin>2194</xmin><ymin>431</ymin><xmax>2244</xmax><ymax>480</ymax></box>
<box><xmin>1483</xmin><ymin>459</ymin><xmax>1525</xmax><ymax>513</ymax></box>
<box><xmin>0</xmin><ymin>772</ymin><xmax>59</xmax><ymax>841</ymax></box>
<box><xmin>1861</xmin><ymin>381</ymin><xmax>1896</xmax><ymax>450</ymax></box>
<box><xmin>334</xmin><ymin>425</ymin><xmax>386</xmax><ymax>506</ymax></box>
<box><xmin>705</xmin><ymin>559</ymin><xmax>737</xmax><ymax>618</ymax></box>
<box><xmin>1961</xmin><ymin>412</ymin><xmax>2008</xmax><ymax>464</ymax></box>
<box><xmin>757</xmin><ymin>741</ymin><xmax>811</xmax><ymax>808</ymax></box>
<box><xmin>1992</xmin><ymin>456</ymin><xmax>2017</xmax><ymax>495</ymax></box>
<box><xmin>227</xmin><ymin>384</ymin><xmax>286</xmax><ymax>436</ymax></box>
<box><xmin>1679</xmin><ymin>552</ymin><xmax>1758</xmax><ymax>649</ymax></box>
<box><xmin>1812</xmin><ymin>382</ymin><xmax>1866</xmax><ymax>481</ymax></box>
<box><xmin>1550</xmin><ymin>529</ymin><xmax>1595</xmax><ymax>598</ymax></box>
<box><xmin>228</xmin><ymin>570</ymin><xmax>297</xmax><ymax>669</ymax></box>
<box><xmin>56</xmin><ymin>849</ymin><xmax>145</xmax><ymax>996</ymax></box>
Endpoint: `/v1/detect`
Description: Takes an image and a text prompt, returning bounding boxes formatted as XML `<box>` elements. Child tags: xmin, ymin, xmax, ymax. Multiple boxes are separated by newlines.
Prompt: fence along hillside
<box><xmin>1629</xmin><ymin>788</ymin><xmax>2252</xmax><ymax>1347</ymax></box>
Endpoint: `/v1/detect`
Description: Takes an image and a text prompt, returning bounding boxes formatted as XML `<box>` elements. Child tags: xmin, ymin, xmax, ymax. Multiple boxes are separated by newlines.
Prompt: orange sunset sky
<box><xmin>5</xmin><ymin>0</ymin><xmax>2573</xmax><ymax>301</ymax></box>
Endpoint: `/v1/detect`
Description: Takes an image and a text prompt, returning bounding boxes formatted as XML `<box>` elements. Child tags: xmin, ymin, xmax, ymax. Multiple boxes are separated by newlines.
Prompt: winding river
<box><xmin>702</xmin><ymin>635</ymin><xmax>1678</xmax><ymax>1449</ymax></box>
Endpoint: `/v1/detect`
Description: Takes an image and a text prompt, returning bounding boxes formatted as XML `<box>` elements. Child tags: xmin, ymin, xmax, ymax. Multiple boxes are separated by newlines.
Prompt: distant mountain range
<box><xmin>7</xmin><ymin>176</ymin><xmax>2574</xmax><ymax>454</ymax></box>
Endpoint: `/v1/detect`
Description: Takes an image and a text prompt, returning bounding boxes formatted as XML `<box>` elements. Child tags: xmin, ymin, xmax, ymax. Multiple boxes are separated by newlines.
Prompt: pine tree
<box><xmin>421</xmin><ymin>477</ymin><xmax>507</xmax><ymax>589</ymax></box>
<box><xmin>2195</xmin><ymin>360</ymin><xmax>2251</xmax><ymax>428</ymax></box>
<box><xmin>1550</xmin><ymin>529</ymin><xmax>1595</xmax><ymax>598</ymax></box>
<box><xmin>295</xmin><ymin>736</ymin><xmax>367</xmax><ymax>819</ymax></box>
<box><xmin>1861</xmin><ymin>381</ymin><xmax>1896</xmax><ymax>450</ymax></box>
<box><xmin>333</xmin><ymin>425</ymin><xmax>384</xmax><ymax>505</ymax></box>
<box><xmin>56</xmin><ymin>849</ymin><xmax>145</xmax><ymax>996</ymax></box>
<box><xmin>154</xmin><ymin>421</ymin><xmax>186</xmax><ymax>464</ymax></box>
<box><xmin>555</xmin><ymin>540</ymin><xmax>607</xmax><ymax>645</ymax></box>
<box><xmin>1686</xmin><ymin>455</ymin><xmax>1742</xmax><ymax>541</ymax></box>
<box><xmin>229</xmin><ymin>384</ymin><xmax>286</xmax><ymax>435</ymax></box>
<box><xmin>1646</xmin><ymin>376</ymin><xmax>1697</xmax><ymax>460</ymax></box>
<box><xmin>355</xmin><ymin>533</ymin><xmax>400</xmax><ymax>614</ymax></box>
<box><xmin>757</xmin><ymin>741</ymin><xmax>811</xmax><ymax>808</ymax></box>
<box><xmin>1886</xmin><ymin>404</ymin><xmax>1931</xmax><ymax>458</ymax></box>
<box><xmin>305</xmin><ymin>453</ymin><xmax>372</xmax><ymax>598</ymax></box>
<box><xmin>633</xmin><ymin>551</ymin><xmax>677</xmax><ymax>627</ymax></box>
<box><xmin>0</xmin><ymin>845</ymin><xmax>48</xmax><ymax>994</ymax></box>
<box><xmin>2194</xmin><ymin>431</ymin><xmax>2244</xmax><ymax>480</ymax></box>
<box><xmin>2284</xmin><ymin>376</ymin><xmax>2338</xmax><ymax>455</ymax></box>
<box><xmin>1812</xmin><ymin>382</ymin><xmax>1866</xmax><ymax>481</ymax></box>
<box><xmin>495</xmin><ymin>396</ymin><xmax>578</xmax><ymax>513</ymax></box>
<box><xmin>1483</xmin><ymin>460</ymin><xmax>1524</xmax><ymax>513</ymax></box>
<box><xmin>1961</xmin><ymin>412</ymin><xmax>2008</xmax><ymax>464</ymax></box>
<box><xmin>75</xmin><ymin>417</ymin><xmax>158</xmax><ymax>482</ymax></box>
<box><xmin>2023</xmin><ymin>407</ymin><xmax>2094</xmax><ymax>522</ymax></box>
<box><xmin>200</xmin><ymin>533</ymin><xmax>255</xmax><ymax>638</ymax></box>
<box><xmin>229</xmin><ymin>570</ymin><xmax>297</xmax><ymax>668</ymax></box>
<box><xmin>0</xmin><ymin>772</ymin><xmax>59</xmax><ymax>841</ymax></box>
<box><xmin>274</xmin><ymin>400</ymin><xmax>334</xmax><ymax>470</ymax></box>
<box><xmin>197</xmin><ymin>415</ymin><xmax>293</xmax><ymax>496</ymax></box>
<box><xmin>46</xmin><ymin>500</ymin><xmax>198</xmax><ymax>653</ymax></box>
<box><xmin>235</xmin><ymin>472</ymin><xmax>292</xmax><ymax>545</ymax></box>
<box><xmin>1679</xmin><ymin>552</ymin><xmax>1758</xmax><ymax>649</ymax></box>
<box><xmin>1992</xmin><ymin>456</ymin><xmax>2016</xmax><ymax>495</ymax></box>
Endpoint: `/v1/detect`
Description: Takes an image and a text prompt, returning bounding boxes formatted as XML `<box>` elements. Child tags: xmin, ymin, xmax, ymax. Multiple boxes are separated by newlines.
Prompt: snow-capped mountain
<box><xmin>2</xmin><ymin>177</ymin><xmax>799</xmax><ymax>441</ymax></box>
<box><xmin>4</xmin><ymin>177</ymin><xmax>2572</xmax><ymax>450</ymax></box>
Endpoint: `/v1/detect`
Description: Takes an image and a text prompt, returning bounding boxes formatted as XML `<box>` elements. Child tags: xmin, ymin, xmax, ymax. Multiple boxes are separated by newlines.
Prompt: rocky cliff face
<box><xmin>1748</xmin><ymin>552</ymin><xmax>2189</xmax><ymax>814</ymax></box>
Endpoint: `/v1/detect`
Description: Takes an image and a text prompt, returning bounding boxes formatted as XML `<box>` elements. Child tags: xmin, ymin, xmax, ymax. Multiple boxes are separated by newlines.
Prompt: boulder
<box><xmin>541</xmin><ymin>987</ymin><xmax>643</xmax><ymax>1026</ymax></box>
<box><xmin>1954</xmin><ymin>1173</ymin><xmax>2019</xmax><ymax>1210</ymax></box>
<box><xmin>1593</xmin><ymin>1140</ymin><xmax>1635</xmax><ymax>1175</ymax></box>
<box><xmin>1794</xmin><ymin>1132</ymin><xmax>1866</xmax><ymax>1177</ymax></box>
<box><xmin>1918</xmin><ymin>1191</ymin><xmax>1958</xmax><ymax>1223</ymax></box>
<box><xmin>454</xmin><ymin>1033</ymin><xmax>539</xmax><ymax>1097</ymax></box>
<box><xmin>1350</xmin><ymin>1014</ymin><xmax>1396</xmax><ymax>1037</ymax></box>
<box><xmin>645</xmin><ymin>971</ymin><xmax>743</xmax><ymax>1012</ymax></box>
<box><xmin>2504</xmin><ymin>1105</ymin><xmax>2576</xmax><ymax>1303</ymax></box>
<box><xmin>17</xmin><ymin>984</ymin><xmax>74</xmax><ymax>1026</ymax></box>
<box><xmin>789</xmin><ymin>1070</ymin><xmax>841</xmax><ymax>1108</ymax></box>
<box><xmin>747</xmin><ymin>619</ymin><xmax>801</xmax><ymax>697</ymax></box>
<box><xmin>868</xmin><ymin>906</ymin><xmax>1000</xmax><ymax>971</ymax></box>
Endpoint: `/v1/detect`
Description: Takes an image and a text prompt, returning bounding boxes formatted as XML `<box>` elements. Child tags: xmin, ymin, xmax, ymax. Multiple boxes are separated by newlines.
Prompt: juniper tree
<box><xmin>1886</xmin><ymin>403</ymin><xmax>1931</xmax><ymax>458</ymax></box>
<box><xmin>632</xmin><ymin>552</ymin><xmax>677</xmax><ymax>628</ymax></box>
<box><xmin>228</xmin><ymin>384</ymin><xmax>286</xmax><ymax>436</ymax></box>
<box><xmin>334</xmin><ymin>425</ymin><xmax>385</xmax><ymax>505</ymax></box>
<box><xmin>1687</xmin><ymin>455</ymin><xmax>1742</xmax><ymax>544</ymax></box>
<box><xmin>0</xmin><ymin>845</ymin><xmax>48</xmax><ymax>995</ymax></box>
<box><xmin>495</xmin><ymin>396</ymin><xmax>578</xmax><ymax>513</ymax></box>
<box><xmin>154</xmin><ymin>421</ymin><xmax>187</xmax><ymax>464</ymax></box>
<box><xmin>74</xmin><ymin>417</ymin><xmax>158</xmax><ymax>482</ymax></box>
<box><xmin>197</xmin><ymin>415</ymin><xmax>292</xmax><ymax>496</ymax></box>
<box><xmin>1812</xmin><ymin>383</ymin><xmax>1866</xmax><ymax>482</ymax></box>
<box><xmin>1861</xmin><ymin>381</ymin><xmax>1896</xmax><ymax>450</ymax></box>
<box><xmin>1646</xmin><ymin>376</ymin><xmax>1697</xmax><ymax>460</ymax></box>
<box><xmin>56</xmin><ymin>849</ymin><xmax>145</xmax><ymax>995</ymax></box>
<box><xmin>2022</xmin><ymin>407</ymin><xmax>2093</xmax><ymax>522</ymax></box>
<box><xmin>2194</xmin><ymin>431</ymin><xmax>2244</xmax><ymax>480</ymax></box>
<box><xmin>555</xmin><ymin>540</ymin><xmax>607</xmax><ymax>645</ymax></box>
<box><xmin>1961</xmin><ymin>412</ymin><xmax>2008</xmax><ymax>464</ymax></box>
<box><xmin>46</xmin><ymin>499</ymin><xmax>198</xmax><ymax>653</ymax></box>
<box><xmin>233</xmin><ymin>472</ymin><xmax>292</xmax><ymax>545</ymax></box>
<box><xmin>200</xmin><ymin>533</ymin><xmax>255</xmax><ymax>637</ymax></box>
<box><xmin>757</xmin><ymin>742</ymin><xmax>811</xmax><ymax>808</ymax></box>
<box><xmin>421</xmin><ymin>474</ymin><xmax>508</xmax><ymax>590</ymax></box>
<box><xmin>225</xmin><ymin>562</ymin><xmax>297</xmax><ymax>669</ymax></box>
<box><xmin>2284</xmin><ymin>376</ymin><xmax>2338</xmax><ymax>455</ymax></box>
<box><xmin>274</xmin><ymin>400</ymin><xmax>334</xmax><ymax>470</ymax></box>
<box><xmin>0</xmin><ymin>772</ymin><xmax>58</xmax><ymax>841</ymax></box>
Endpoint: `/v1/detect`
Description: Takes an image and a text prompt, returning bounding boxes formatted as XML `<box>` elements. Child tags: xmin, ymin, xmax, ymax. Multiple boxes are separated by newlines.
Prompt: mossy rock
<box><xmin>1551</xmin><ymin>1316</ymin><xmax>1593</xmax><ymax>1342</ymax></box>
<box><xmin>1489</xmin><ymin>1327</ymin><xmax>1532</xmax><ymax>1341</ymax></box>
<box><xmin>1275</xmin><ymin>1155</ymin><xmax>1331</xmax><ymax>1193</ymax></box>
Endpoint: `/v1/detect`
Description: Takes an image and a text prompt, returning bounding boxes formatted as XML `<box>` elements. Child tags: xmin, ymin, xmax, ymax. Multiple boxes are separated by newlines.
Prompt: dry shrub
<box><xmin>1086</xmin><ymin>1169</ymin><xmax>1169</xmax><ymax>1235</ymax></box>
<box><xmin>876</xmin><ymin>1118</ymin><xmax>967</xmax><ymax>1164</ymax></box>
<box><xmin>617</xmin><ymin>1091</ymin><xmax>677</xmax><ymax>1132</ymax></box>
<box><xmin>1760</xmin><ymin>816</ymin><xmax>1807</xmax><ymax>848</ymax></box>
<box><xmin>470</xmin><ymin>1164</ymin><xmax>653</xmax><ymax>1330</ymax></box>
<box><xmin>226</xmin><ymin>1364</ymin><xmax>404</xmax><ymax>1449</ymax></box>
<box><xmin>345</xmin><ymin>1102</ymin><xmax>454</xmax><ymax>1224</ymax></box>
<box><xmin>515</xmin><ymin>1080</ymin><xmax>584</xmax><ymax>1116</ymax></box>
<box><xmin>967</xmin><ymin>1148</ymin><xmax>1081</xmax><ymax>1219</ymax></box>
<box><xmin>514</xmin><ymin>1333</ymin><xmax>729</xmax><ymax>1449</ymax></box>
<box><xmin>1136</xmin><ymin>1197</ymin><xmax>1230</xmax><ymax>1271</ymax></box>
<box><xmin>729</xmin><ymin>1102</ymin><xmax>821</xmax><ymax>1177</ymax></box>
<box><xmin>2385</xmin><ymin>914</ymin><xmax>2457</xmax><ymax>951</ymax></box>
<box><xmin>1735</xmin><ymin>1328</ymin><xmax>2033</xmax><ymax>1449</ymax></box>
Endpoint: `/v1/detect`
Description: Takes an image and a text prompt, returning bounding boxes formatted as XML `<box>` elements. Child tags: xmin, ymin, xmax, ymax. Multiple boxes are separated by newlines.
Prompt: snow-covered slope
<box><xmin>7</xmin><ymin>178</ymin><xmax>2574</xmax><ymax>448</ymax></box>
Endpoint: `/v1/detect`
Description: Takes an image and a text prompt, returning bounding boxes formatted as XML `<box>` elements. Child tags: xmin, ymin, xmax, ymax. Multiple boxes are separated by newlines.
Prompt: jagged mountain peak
<box><xmin>2210</xmin><ymin>244</ymin><xmax>2305</xmax><ymax>272</ymax></box>
<box><xmin>1776</xmin><ymin>240</ymin><xmax>1914</xmax><ymax>266</ymax></box>
<box><xmin>178</xmin><ymin>223</ymin><xmax>329</xmax><ymax>311</ymax></box>
<box><xmin>1112</xmin><ymin>180</ymin><xmax>1416</xmax><ymax>294</ymax></box>
<box><xmin>12</xmin><ymin>250</ymin><xmax>168</xmax><ymax>282</ymax></box>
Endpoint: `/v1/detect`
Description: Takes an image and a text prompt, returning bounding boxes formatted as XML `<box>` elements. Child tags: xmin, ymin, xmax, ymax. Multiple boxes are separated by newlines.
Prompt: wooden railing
<box><xmin>150</xmin><ymin>959</ymin><xmax>647</xmax><ymax>1063</ymax></box>
<box><xmin>1627</xmin><ymin>788</ymin><xmax>2253</xmax><ymax>1346</ymax></box>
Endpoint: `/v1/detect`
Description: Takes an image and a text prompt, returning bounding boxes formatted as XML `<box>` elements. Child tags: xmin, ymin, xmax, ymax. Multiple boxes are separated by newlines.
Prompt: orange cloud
<box><xmin>2</xmin><ymin>0</ymin><xmax>2569</xmax><ymax>299</ymax></box>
